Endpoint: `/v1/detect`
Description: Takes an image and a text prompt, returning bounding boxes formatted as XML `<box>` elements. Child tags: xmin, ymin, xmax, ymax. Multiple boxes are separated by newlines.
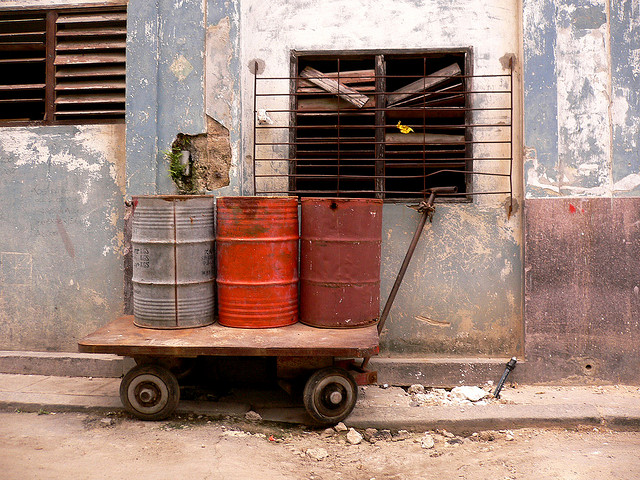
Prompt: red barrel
<box><xmin>216</xmin><ymin>196</ymin><xmax>299</xmax><ymax>328</ymax></box>
<box><xmin>300</xmin><ymin>198</ymin><xmax>383</xmax><ymax>328</ymax></box>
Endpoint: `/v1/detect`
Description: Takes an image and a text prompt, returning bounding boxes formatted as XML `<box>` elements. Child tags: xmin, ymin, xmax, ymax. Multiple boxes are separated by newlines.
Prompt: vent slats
<box><xmin>56</xmin><ymin>64</ymin><xmax>126</xmax><ymax>77</ymax></box>
<box><xmin>0</xmin><ymin>6</ymin><xmax>126</xmax><ymax>124</ymax></box>
<box><xmin>56</xmin><ymin>108</ymin><xmax>125</xmax><ymax>116</ymax></box>
<box><xmin>57</xmin><ymin>13</ymin><xmax>127</xmax><ymax>23</ymax></box>
<box><xmin>56</xmin><ymin>38</ymin><xmax>126</xmax><ymax>51</ymax></box>
<box><xmin>55</xmin><ymin>92</ymin><xmax>124</xmax><ymax>104</ymax></box>
<box><xmin>54</xmin><ymin>6</ymin><xmax>126</xmax><ymax>121</ymax></box>
<box><xmin>0</xmin><ymin>13</ymin><xmax>46</xmax><ymax>121</ymax></box>
<box><xmin>56</xmin><ymin>27</ymin><xmax>127</xmax><ymax>37</ymax></box>
<box><xmin>54</xmin><ymin>53</ymin><xmax>126</xmax><ymax>65</ymax></box>
<box><xmin>56</xmin><ymin>79</ymin><xmax>125</xmax><ymax>90</ymax></box>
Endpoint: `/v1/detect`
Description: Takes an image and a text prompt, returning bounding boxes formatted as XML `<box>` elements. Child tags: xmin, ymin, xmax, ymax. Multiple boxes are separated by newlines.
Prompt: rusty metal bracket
<box><xmin>335</xmin><ymin>359</ymin><xmax>377</xmax><ymax>386</ymax></box>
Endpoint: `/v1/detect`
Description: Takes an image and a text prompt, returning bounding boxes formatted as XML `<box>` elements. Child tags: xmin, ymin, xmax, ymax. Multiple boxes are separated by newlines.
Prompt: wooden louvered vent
<box><xmin>0</xmin><ymin>12</ymin><xmax>47</xmax><ymax>122</ymax></box>
<box><xmin>54</xmin><ymin>8</ymin><xmax>126</xmax><ymax>121</ymax></box>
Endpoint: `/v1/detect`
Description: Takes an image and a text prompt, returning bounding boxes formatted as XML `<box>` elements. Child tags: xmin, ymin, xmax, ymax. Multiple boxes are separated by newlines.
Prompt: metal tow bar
<box><xmin>362</xmin><ymin>186</ymin><xmax>457</xmax><ymax>369</ymax></box>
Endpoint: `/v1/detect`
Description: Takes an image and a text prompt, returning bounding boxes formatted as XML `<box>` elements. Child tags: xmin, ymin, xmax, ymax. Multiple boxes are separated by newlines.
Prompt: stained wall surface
<box><xmin>0</xmin><ymin>125</ymin><xmax>126</xmax><ymax>351</ymax></box>
<box><xmin>523</xmin><ymin>0</ymin><xmax>640</xmax><ymax>382</ymax></box>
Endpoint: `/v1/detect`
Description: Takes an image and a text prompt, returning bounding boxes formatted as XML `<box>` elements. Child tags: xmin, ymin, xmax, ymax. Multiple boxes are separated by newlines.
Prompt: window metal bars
<box><xmin>252</xmin><ymin>61</ymin><xmax>513</xmax><ymax>201</ymax></box>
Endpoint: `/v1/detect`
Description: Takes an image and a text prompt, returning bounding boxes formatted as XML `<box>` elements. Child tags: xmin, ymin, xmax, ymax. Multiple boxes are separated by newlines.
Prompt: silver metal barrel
<box><xmin>132</xmin><ymin>195</ymin><xmax>215</xmax><ymax>329</ymax></box>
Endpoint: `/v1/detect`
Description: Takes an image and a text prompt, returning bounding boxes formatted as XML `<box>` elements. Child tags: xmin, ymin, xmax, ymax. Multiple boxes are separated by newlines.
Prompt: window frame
<box><xmin>0</xmin><ymin>1</ymin><xmax>126</xmax><ymax>127</ymax></box>
<box><xmin>288</xmin><ymin>48</ymin><xmax>475</xmax><ymax>203</ymax></box>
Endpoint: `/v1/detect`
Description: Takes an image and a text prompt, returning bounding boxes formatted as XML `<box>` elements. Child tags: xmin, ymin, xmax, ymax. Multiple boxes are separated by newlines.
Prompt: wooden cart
<box><xmin>78</xmin><ymin>315</ymin><xmax>379</xmax><ymax>425</ymax></box>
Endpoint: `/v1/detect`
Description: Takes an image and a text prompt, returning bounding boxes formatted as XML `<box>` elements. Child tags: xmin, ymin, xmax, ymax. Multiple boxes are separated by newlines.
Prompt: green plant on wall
<box><xmin>163</xmin><ymin>136</ymin><xmax>196</xmax><ymax>194</ymax></box>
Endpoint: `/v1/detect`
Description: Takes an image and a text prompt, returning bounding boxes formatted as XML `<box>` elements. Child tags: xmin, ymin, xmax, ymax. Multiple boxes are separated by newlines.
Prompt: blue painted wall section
<box><xmin>524</xmin><ymin>0</ymin><xmax>640</xmax><ymax>198</ymax></box>
<box><xmin>206</xmin><ymin>0</ymin><xmax>243</xmax><ymax>195</ymax></box>
<box><xmin>126</xmin><ymin>0</ymin><xmax>206</xmax><ymax>196</ymax></box>
<box><xmin>523</xmin><ymin>0</ymin><xmax>559</xmax><ymax>198</ymax></box>
<box><xmin>0</xmin><ymin>126</ymin><xmax>126</xmax><ymax>351</ymax></box>
<box><xmin>610</xmin><ymin>0</ymin><xmax>640</xmax><ymax>196</ymax></box>
<box><xmin>125</xmin><ymin>0</ymin><xmax>160</xmax><ymax>196</ymax></box>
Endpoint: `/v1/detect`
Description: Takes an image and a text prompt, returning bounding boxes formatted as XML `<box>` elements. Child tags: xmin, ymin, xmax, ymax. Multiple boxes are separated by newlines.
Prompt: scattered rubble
<box><xmin>306</xmin><ymin>448</ymin><xmax>329</xmax><ymax>461</ymax></box>
<box><xmin>403</xmin><ymin>385</ymin><xmax>497</xmax><ymax>407</ymax></box>
<box><xmin>393</xmin><ymin>430</ymin><xmax>411</xmax><ymax>442</ymax></box>
<box><xmin>346</xmin><ymin>428</ymin><xmax>363</xmax><ymax>445</ymax></box>
<box><xmin>451</xmin><ymin>386</ymin><xmax>491</xmax><ymax>402</ymax></box>
<box><xmin>420</xmin><ymin>434</ymin><xmax>435</xmax><ymax>449</ymax></box>
<box><xmin>222</xmin><ymin>430</ymin><xmax>252</xmax><ymax>438</ymax></box>
<box><xmin>321</xmin><ymin>428</ymin><xmax>335</xmax><ymax>438</ymax></box>
<box><xmin>471</xmin><ymin>431</ymin><xmax>496</xmax><ymax>442</ymax></box>
<box><xmin>244</xmin><ymin>411</ymin><xmax>262</xmax><ymax>421</ymax></box>
<box><xmin>407</xmin><ymin>384</ymin><xmax>426</xmax><ymax>395</ymax></box>
<box><xmin>363</xmin><ymin>428</ymin><xmax>378</xmax><ymax>443</ymax></box>
<box><xmin>334</xmin><ymin>422</ymin><xmax>348</xmax><ymax>432</ymax></box>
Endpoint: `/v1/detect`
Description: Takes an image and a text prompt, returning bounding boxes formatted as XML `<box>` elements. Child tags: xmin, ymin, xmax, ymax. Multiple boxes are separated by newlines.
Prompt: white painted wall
<box><xmin>240</xmin><ymin>0</ymin><xmax>523</xmax><ymax>205</ymax></box>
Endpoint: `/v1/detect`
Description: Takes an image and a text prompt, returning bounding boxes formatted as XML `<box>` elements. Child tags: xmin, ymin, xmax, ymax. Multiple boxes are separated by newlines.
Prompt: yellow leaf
<box><xmin>396</xmin><ymin>121</ymin><xmax>414</xmax><ymax>134</ymax></box>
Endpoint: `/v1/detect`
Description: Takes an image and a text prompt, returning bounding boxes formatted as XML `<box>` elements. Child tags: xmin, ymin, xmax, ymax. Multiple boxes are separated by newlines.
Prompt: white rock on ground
<box><xmin>334</xmin><ymin>422</ymin><xmax>348</xmax><ymax>432</ymax></box>
<box><xmin>347</xmin><ymin>428</ymin><xmax>363</xmax><ymax>445</ymax></box>
<box><xmin>451</xmin><ymin>386</ymin><xmax>490</xmax><ymax>402</ymax></box>
<box><xmin>420</xmin><ymin>434</ymin><xmax>435</xmax><ymax>449</ymax></box>
<box><xmin>306</xmin><ymin>448</ymin><xmax>329</xmax><ymax>461</ymax></box>
<box><xmin>407</xmin><ymin>384</ymin><xmax>426</xmax><ymax>395</ymax></box>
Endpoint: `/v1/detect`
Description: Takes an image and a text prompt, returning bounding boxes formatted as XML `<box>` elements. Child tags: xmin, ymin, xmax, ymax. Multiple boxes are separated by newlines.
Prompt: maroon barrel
<box><xmin>216</xmin><ymin>196</ymin><xmax>299</xmax><ymax>328</ymax></box>
<box><xmin>300</xmin><ymin>198</ymin><xmax>382</xmax><ymax>328</ymax></box>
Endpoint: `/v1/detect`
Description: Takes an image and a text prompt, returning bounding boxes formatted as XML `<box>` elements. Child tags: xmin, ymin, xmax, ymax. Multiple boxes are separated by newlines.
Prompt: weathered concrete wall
<box><xmin>241</xmin><ymin>0</ymin><xmax>524</xmax><ymax>358</ymax></box>
<box><xmin>0</xmin><ymin>125</ymin><xmax>126</xmax><ymax>351</ymax></box>
<box><xmin>380</xmin><ymin>204</ymin><xmax>523</xmax><ymax>356</ymax></box>
<box><xmin>523</xmin><ymin>0</ymin><xmax>640</xmax><ymax>383</ymax></box>
<box><xmin>125</xmin><ymin>0</ymin><xmax>242</xmax><ymax>197</ymax></box>
<box><xmin>525</xmin><ymin>198</ymin><xmax>640</xmax><ymax>384</ymax></box>
<box><xmin>524</xmin><ymin>0</ymin><xmax>640</xmax><ymax>198</ymax></box>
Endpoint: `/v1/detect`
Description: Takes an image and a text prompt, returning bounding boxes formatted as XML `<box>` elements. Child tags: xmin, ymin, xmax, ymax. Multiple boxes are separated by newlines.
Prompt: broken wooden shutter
<box><xmin>54</xmin><ymin>7</ymin><xmax>126</xmax><ymax>121</ymax></box>
<box><xmin>0</xmin><ymin>12</ymin><xmax>47</xmax><ymax>122</ymax></box>
<box><xmin>293</xmin><ymin>57</ymin><xmax>378</xmax><ymax>196</ymax></box>
<box><xmin>254</xmin><ymin>50</ymin><xmax>513</xmax><ymax>201</ymax></box>
<box><xmin>383</xmin><ymin>56</ymin><xmax>468</xmax><ymax>197</ymax></box>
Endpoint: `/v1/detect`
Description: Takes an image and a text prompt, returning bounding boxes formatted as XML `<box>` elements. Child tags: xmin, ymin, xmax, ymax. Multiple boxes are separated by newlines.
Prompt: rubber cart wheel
<box><xmin>119</xmin><ymin>364</ymin><xmax>180</xmax><ymax>421</ymax></box>
<box><xmin>303</xmin><ymin>367</ymin><xmax>358</xmax><ymax>425</ymax></box>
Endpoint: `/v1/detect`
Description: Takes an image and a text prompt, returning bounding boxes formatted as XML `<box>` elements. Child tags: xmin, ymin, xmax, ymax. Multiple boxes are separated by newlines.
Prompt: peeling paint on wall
<box><xmin>524</xmin><ymin>0</ymin><xmax>640</xmax><ymax>199</ymax></box>
<box><xmin>555</xmin><ymin>2</ymin><xmax>611</xmax><ymax>196</ymax></box>
<box><xmin>171</xmin><ymin>116</ymin><xmax>233</xmax><ymax>192</ymax></box>
<box><xmin>610</xmin><ymin>0</ymin><xmax>640</xmax><ymax>197</ymax></box>
<box><xmin>0</xmin><ymin>125</ymin><xmax>126</xmax><ymax>351</ymax></box>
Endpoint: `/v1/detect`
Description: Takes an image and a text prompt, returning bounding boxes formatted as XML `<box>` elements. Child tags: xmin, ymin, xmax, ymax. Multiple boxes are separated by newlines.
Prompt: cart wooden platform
<box><xmin>79</xmin><ymin>315</ymin><xmax>379</xmax><ymax>424</ymax></box>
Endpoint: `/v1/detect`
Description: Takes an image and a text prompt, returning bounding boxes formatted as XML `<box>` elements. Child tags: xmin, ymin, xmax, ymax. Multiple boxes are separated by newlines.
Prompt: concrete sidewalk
<box><xmin>1</xmin><ymin>372</ymin><xmax>639</xmax><ymax>433</ymax></box>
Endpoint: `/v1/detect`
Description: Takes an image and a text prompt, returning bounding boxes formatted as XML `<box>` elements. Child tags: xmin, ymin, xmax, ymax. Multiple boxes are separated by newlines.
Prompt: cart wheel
<box><xmin>119</xmin><ymin>364</ymin><xmax>180</xmax><ymax>421</ymax></box>
<box><xmin>303</xmin><ymin>367</ymin><xmax>358</xmax><ymax>425</ymax></box>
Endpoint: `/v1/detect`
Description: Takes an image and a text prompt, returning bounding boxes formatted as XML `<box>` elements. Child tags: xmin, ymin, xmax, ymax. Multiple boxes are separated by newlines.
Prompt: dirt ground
<box><xmin>0</xmin><ymin>411</ymin><xmax>639</xmax><ymax>480</ymax></box>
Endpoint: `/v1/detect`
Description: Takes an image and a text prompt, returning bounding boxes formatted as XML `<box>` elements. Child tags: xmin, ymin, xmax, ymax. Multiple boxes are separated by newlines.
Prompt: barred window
<box><xmin>0</xmin><ymin>4</ymin><xmax>126</xmax><ymax>125</ymax></box>
<box><xmin>253</xmin><ymin>50</ymin><xmax>513</xmax><ymax>201</ymax></box>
